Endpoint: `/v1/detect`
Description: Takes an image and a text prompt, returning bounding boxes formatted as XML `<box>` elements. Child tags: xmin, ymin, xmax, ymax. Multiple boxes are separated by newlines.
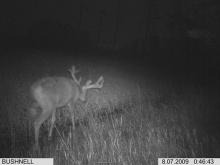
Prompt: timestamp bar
<box><xmin>158</xmin><ymin>158</ymin><xmax>220</xmax><ymax>165</ymax></box>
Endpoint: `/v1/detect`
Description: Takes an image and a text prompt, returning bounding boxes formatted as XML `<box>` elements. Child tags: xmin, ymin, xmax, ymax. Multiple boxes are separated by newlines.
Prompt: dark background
<box><xmin>1</xmin><ymin>0</ymin><xmax>220</xmax><ymax>91</ymax></box>
<box><xmin>0</xmin><ymin>0</ymin><xmax>219</xmax><ymax>96</ymax></box>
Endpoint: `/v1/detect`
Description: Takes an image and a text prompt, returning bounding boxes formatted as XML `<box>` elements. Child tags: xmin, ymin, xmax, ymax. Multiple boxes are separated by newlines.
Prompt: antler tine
<box><xmin>84</xmin><ymin>76</ymin><xmax>104</xmax><ymax>90</ymax></box>
<box><xmin>69</xmin><ymin>65</ymin><xmax>81</xmax><ymax>85</ymax></box>
<box><xmin>96</xmin><ymin>76</ymin><xmax>104</xmax><ymax>88</ymax></box>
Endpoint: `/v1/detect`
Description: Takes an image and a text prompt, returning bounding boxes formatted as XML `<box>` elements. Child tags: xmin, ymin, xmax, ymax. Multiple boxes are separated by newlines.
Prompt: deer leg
<box><xmin>34</xmin><ymin>108</ymin><xmax>54</xmax><ymax>147</ymax></box>
<box><xmin>48</xmin><ymin>109</ymin><xmax>56</xmax><ymax>139</ymax></box>
<box><xmin>68</xmin><ymin>102</ymin><xmax>75</xmax><ymax>129</ymax></box>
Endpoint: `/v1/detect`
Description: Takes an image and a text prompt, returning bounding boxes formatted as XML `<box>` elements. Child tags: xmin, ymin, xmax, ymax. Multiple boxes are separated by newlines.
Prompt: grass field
<box><xmin>0</xmin><ymin>49</ymin><xmax>219</xmax><ymax>164</ymax></box>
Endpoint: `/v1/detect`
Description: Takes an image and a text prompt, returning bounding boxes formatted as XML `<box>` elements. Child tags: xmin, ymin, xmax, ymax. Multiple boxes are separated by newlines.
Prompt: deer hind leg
<box><xmin>48</xmin><ymin>109</ymin><xmax>56</xmax><ymax>139</ymax></box>
<box><xmin>34</xmin><ymin>108</ymin><xmax>54</xmax><ymax>147</ymax></box>
<box><xmin>67</xmin><ymin>102</ymin><xmax>75</xmax><ymax>129</ymax></box>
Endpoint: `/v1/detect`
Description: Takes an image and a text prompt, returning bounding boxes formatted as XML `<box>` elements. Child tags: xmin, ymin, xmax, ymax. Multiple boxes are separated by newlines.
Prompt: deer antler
<box><xmin>83</xmin><ymin>76</ymin><xmax>104</xmax><ymax>90</ymax></box>
<box><xmin>69</xmin><ymin>65</ymin><xmax>81</xmax><ymax>85</ymax></box>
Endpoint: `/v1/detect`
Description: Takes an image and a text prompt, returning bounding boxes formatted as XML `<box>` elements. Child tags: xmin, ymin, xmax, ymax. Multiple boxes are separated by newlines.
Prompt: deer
<box><xmin>29</xmin><ymin>65</ymin><xmax>104</xmax><ymax>147</ymax></box>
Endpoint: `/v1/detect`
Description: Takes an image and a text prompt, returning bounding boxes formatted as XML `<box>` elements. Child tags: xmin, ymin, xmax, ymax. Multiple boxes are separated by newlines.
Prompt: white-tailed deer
<box><xmin>29</xmin><ymin>65</ymin><xmax>104</xmax><ymax>147</ymax></box>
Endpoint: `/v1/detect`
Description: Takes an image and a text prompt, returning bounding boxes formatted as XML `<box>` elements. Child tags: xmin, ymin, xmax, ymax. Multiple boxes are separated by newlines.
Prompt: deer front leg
<box><xmin>67</xmin><ymin>101</ymin><xmax>75</xmax><ymax>130</ymax></box>
<box><xmin>48</xmin><ymin>109</ymin><xmax>56</xmax><ymax>139</ymax></box>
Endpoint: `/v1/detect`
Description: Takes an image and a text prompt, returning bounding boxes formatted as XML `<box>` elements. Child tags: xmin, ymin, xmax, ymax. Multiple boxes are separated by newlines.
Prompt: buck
<box><xmin>29</xmin><ymin>65</ymin><xmax>104</xmax><ymax>147</ymax></box>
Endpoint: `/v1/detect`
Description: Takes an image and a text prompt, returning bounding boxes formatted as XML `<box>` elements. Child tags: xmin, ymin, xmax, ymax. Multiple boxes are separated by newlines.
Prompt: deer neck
<box><xmin>79</xmin><ymin>87</ymin><xmax>87</xmax><ymax>102</ymax></box>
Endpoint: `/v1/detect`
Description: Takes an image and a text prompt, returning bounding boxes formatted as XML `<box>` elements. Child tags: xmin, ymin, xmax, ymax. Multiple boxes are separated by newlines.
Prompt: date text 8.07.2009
<box><xmin>158</xmin><ymin>158</ymin><xmax>219</xmax><ymax>165</ymax></box>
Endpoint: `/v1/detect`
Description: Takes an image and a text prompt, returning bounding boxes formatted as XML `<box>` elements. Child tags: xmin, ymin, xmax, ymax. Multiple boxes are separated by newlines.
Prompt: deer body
<box><xmin>29</xmin><ymin>66</ymin><xmax>104</xmax><ymax>147</ymax></box>
<box><xmin>31</xmin><ymin>77</ymin><xmax>80</xmax><ymax>108</ymax></box>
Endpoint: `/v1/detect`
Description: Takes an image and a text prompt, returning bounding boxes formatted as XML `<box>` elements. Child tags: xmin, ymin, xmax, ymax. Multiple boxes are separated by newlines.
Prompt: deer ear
<box><xmin>86</xmin><ymin>80</ymin><xmax>92</xmax><ymax>86</ymax></box>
